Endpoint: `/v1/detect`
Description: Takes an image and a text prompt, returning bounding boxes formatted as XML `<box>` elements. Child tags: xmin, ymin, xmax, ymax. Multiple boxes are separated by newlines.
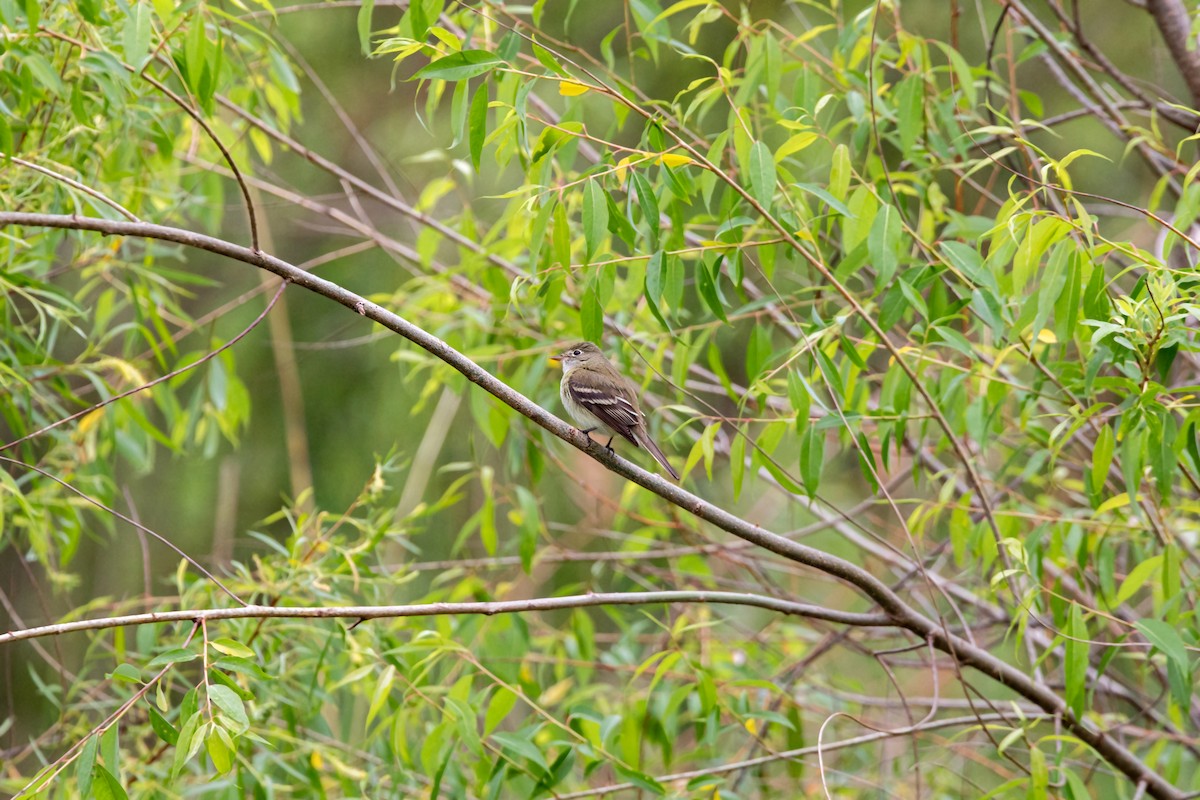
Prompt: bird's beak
<box><xmin>548</xmin><ymin>354</ymin><xmax>563</xmax><ymax>366</ymax></box>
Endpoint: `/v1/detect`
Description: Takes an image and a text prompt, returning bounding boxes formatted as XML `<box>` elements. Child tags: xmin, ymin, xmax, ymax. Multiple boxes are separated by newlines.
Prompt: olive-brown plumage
<box><xmin>555</xmin><ymin>342</ymin><xmax>679</xmax><ymax>480</ymax></box>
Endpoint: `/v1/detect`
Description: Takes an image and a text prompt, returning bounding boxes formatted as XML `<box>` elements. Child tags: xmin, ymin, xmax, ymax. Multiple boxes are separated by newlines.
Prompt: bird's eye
<box><xmin>572</xmin><ymin>349</ymin><xmax>582</xmax><ymax>356</ymax></box>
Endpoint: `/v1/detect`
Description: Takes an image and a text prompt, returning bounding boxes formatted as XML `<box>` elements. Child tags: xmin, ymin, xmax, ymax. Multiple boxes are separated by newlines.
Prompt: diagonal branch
<box><xmin>1146</xmin><ymin>0</ymin><xmax>1200</xmax><ymax>112</ymax></box>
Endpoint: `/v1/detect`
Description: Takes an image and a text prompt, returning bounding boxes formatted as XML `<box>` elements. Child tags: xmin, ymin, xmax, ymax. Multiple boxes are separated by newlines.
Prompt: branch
<box><xmin>0</xmin><ymin>593</ymin><xmax>891</xmax><ymax>644</ymax></box>
<box><xmin>556</xmin><ymin>712</ymin><xmax>1053</xmax><ymax>800</ymax></box>
<box><xmin>0</xmin><ymin>212</ymin><xmax>1182</xmax><ymax>800</ymax></box>
<box><xmin>1147</xmin><ymin>0</ymin><xmax>1200</xmax><ymax>112</ymax></box>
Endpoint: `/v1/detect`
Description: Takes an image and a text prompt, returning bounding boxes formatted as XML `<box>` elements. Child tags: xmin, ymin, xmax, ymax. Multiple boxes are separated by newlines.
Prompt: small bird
<box><xmin>554</xmin><ymin>341</ymin><xmax>680</xmax><ymax>480</ymax></box>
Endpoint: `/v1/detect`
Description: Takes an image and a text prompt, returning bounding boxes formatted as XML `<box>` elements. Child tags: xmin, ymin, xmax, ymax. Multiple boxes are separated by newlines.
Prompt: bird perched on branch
<box><xmin>553</xmin><ymin>342</ymin><xmax>680</xmax><ymax>480</ymax></box>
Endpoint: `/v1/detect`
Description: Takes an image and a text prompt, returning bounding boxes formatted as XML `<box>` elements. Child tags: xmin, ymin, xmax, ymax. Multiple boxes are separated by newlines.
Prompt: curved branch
<box><xmin>0</xmin><ymin>592</ymin><xmax>891</xmax><ymax>644</ymax></box>
<box><xmin>0</xmin><ymin>212</ymin><xmax>1182</xmax><ymax>800</ymax></box>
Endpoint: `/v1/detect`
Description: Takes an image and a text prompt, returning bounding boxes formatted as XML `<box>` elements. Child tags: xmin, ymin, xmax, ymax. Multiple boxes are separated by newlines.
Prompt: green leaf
<box><xmin>632</xmin><ymin>170</ymin><xmax>660</xmax><ymax>247</ymax></box>
<box><xmin>207</xmin><ymin>684</ymin><xmax>249</xmax><ymax>728</ymax></box>
<box><xmin>613</xmin><ymin>764</ymin><xmax>666</xmax><ymax>796</ymax></box>
<box><xmin>123</xmin><ymin>3</ymin><xmax>152</xmax><ymax>70</ymax></box>
<box><xmin>76</xmin><ymin>736</ymin><xmax>99</xmax><ymax>798</ymax></box>
<box><xmin>492</xmin><ymin>731</ymin><xmax>549</xmax><ymax>773</ymax></box>
<box><xmin>829</xmin><ymin>144</ymin><xmax>851</xmax><ymax>202</ymax></box>
<box><xmin>367</xmin><ymin>664</ymin><xmax>396</xmax><ymax>726</ymax></box>
<box><xmin>148</xmin><ymin>706</ymin><xmax>178</xmax><ymax>746</ymax></box>
<box><xmin>695</xmin><ymin>260</ymin><xmax>727</xmax><ymax>322</ymax></box>
<box><xmin>745</xmin><ymin>326</ymin><xmax>772</xmax><ymax>380</ymax></box>
<box><xmin>484</xmin><ymin>687</ymin><xmax>518</xmax><ymax>735</ymax></box>
<box><xmin>581</xmin><ymin>285</ymin><xmax>603</xmax><ymax>341</ymax></box>
<box><xmin>109</xmin><ymin>663</ymin><xmax>142</xmax><ymax>684</ymax></box>
<box><xmin>894</xmin><ymin>74</ymin><xmax>924</xmax><ymax>152</ymax></box>
<box><xmin>205</xmin><ymin>727</ymin><xmax>234</xmax><ymax>774</ymax></box>
<box><xmin>1063</xmin><ymin>603</ymin><xmax>1087</xmax><ymax>718</ymax></box>
<box><xmin>413</xmin><ymin>51</ymin><xmax>505</xmax><ymax>81</ymax></box>
<box><xmin>1135</xmin><ymin>619</ymin><xmax>1189</xmax><ymax>677</ymax></box>
<box><xmin>1090</xmin><ymin>425</ymin><xmax>1114</xmax><ymax>499</ymax></box>
<box><xmin>92</xmin><ymin>764</ymin><xmax>129</xmax><ymax>800</ymax></box>
<box><xmin>1115</xmin><ymin>555</ymin><xmax>1163</xmax><ymax>606</ymax></box>
<box><xmin>171</xmin><ymin>714</ymin><xmax>201</xmax><ymax>778</ymax></box>
<box><xmin>645</xmin><ymin>250</ymin><xmax>665</xmax><ymax>302</ymax></box>
<box><xmin>147</xmin><ymin>648</ymin><xmax>199</xmax><ymax>668</ymax></box>
<box><xmin>582</xmin><ymin>180</ymin><xmax>607</xmax><ymax>261</ymax></box>
<box><xmin>357</xmin><ymin>0</ymin><xmax>375</xmax><ymax>55</ymax></box>
<box><xmin>867</xmin><ymin>203</ymin><xmax>902</xmax><ymax>286</ymax></box>
<box><xmin>792</xmin><ymin>182</ymin><xmax>854</xmax><ymax>218</ymax></box>
<box><xmin>209</xmin><ymin>638</ymin><xmax>254</xmax><ymax>659</ymax></box>
<box><xmin>747</xmin><ymin>140</ymin><xmax>776</xmax><ymax>209</ymax></box>
<box><xmin>468</xmin><ymin>84</ymin><xmax>489</xmax><ymax>171</ymax></box>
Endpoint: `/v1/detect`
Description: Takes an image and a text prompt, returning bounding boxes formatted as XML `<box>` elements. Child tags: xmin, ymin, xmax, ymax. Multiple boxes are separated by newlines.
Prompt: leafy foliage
<box><xmin>2</xmin><ymin>1</ymin><xmax>1199</xmax><ymax>798</ymax></box>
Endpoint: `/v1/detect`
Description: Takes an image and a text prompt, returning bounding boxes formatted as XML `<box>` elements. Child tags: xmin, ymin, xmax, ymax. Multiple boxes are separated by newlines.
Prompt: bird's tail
<box><xmin>634</xmin><ymin>428</ymin><xmax>680</xmax><ymax>480</ymax></box>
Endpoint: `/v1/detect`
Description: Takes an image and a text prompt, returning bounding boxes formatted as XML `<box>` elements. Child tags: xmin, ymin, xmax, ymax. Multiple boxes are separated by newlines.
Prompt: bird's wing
<box><xmin>566</xmin><ymin>371</ymin><xmax>644</xmax><ymax>446</ymax></box>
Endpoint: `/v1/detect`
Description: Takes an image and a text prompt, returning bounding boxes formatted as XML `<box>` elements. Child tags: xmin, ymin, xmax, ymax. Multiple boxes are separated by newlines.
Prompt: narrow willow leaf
<box><xmin>123</xmin><ymin>3</ymin><xmax>152</xmax><ymax>70</ymax></box>
<box><xmin>1121</xmin><ymin>424</ymin><xmax>1145</xmax><ymax>502</ymax></box>
<box><xmin>148</xmin><ymin>706</ymin><xmax>178</xmax><ymax>746</ymax></box>
<box><xmin>468</xmin><ymin>83</ymin><xmax>488</xmax><ymax>170</ymax></box>
<box><xmin>658</xmin><ymin>255</ymin><xmax>680</xmax><ymax>313</ymax></box>
<box><xmin>92</xmin><ymin>764</ymin><xmax>129</xmax><ymax>800</ymax></box>
<box><xmin>484</xmin><ymin>687</ymin><xmax>518</xmax><ymax>735</ymax></box>
<box><xmin>645</xmin><ymin>250</ymin><xmax>665</xmax><ymax>302</ymax></box>
<box><xmin>747</xmin><ymin>139</ymin><xmax>776</xmax><ymax>209</ymax></box>
<box><xmin>631</xmin><ymin>171</ymin><xmax>660</xmax><ymax>247</ymax></box>
<box><xmin>532</xmin><ymin>41</ymin><xmax>568</xmax><ymax>76</ymax></box>
<box><xmin>356</xmin><ymin>0</ymin><xmax>375</xmax><ymax>55</ymax></box>
<box><xmin>1135</xmin><ymin>619</ymin><xmax>1189</xmax><ymax>675</ymax></box>
<box><xmin>1090</xmin><ymin>424</ymin><xmax>1114</xmax><ymax>498</ymax></box>
<box><xmin>581</xmin><ymin>285</ymin><xmax>603</xmax><ymax>341</ymax></box>
<box><xmin>207</xmin><ymin>684</ymin><xmax>248</xmax><ymax>728</ymax></box>
<box><xmin>1115</xmin><ymin>555</ymin><xmax>1163</xmax><ymax>606</ymax></box>
<box><xmin>695</xmin><ymin>259</ymin><xmax>727</xmax><ymax>322</ymax></box>
<box><xmin>582</xmin><ymin>180</ymin><xmax>607</xmax><ymax>261</ymax></box>
<box><xmin>829</xmin><ymin>144</ymin><xmax>850</xmax><ymax>202</ymax></box>
<box><xmin>855</xmin><ymin>430</ymin><xmax>880</xmax><ymax>493</ymax></box>
<box><xmin>868</xmin><ymin>203</ymin><xmax>901</xmax><ymax>286</ymax></box>
<box><xmin>366</xmin><ymin>665</ymin><xmax>396</xmax><ymax>726</ymax></box>
<box><xmin>1064</xmin><ymin>603</ymin><xmax>1087</xmax><ymax>717</ymax></box>
<box><xmin>413</xmin><ymin>51</ymin><xmax>505</xmax><ymax>81</ymax></box>
<box><xmin>76</xmin><ymin>736</ymin><xmax>99</xmax><ymax>798</ymax></box>
<box><xmin>895</xmin><ymin>74</ymin><xmax>924</xmax><ymax>152</ymax></box>
<box><xmin>793</xmin><ymin>182</ymin><xmax>853</xmax><ymax>218</ymax></box>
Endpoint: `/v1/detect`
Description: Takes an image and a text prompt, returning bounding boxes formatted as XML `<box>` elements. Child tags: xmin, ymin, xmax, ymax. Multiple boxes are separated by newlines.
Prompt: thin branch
<box><xmin>556</xmin><ymin>712</ymin><xmax>1055</xmax><ymax>800</ymax></box>
<box><xmin>0</xmin><ymin>592</ymin><xmax>892</xmax><ymax>644</ymax></box>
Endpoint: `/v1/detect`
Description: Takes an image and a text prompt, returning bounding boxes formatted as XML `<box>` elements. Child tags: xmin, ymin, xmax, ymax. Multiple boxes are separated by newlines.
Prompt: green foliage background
<box><xmin>1</xmin><ymin>0</ymin><xmax>1199</xmax><ymax>797</ymax></box>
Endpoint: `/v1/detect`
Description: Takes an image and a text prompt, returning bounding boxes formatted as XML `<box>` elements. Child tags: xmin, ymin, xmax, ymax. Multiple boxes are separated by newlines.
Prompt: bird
<box><xmin>554</xmin><ymin>341</ymin><xmax>680</xmax><ymax>480</ymax></box>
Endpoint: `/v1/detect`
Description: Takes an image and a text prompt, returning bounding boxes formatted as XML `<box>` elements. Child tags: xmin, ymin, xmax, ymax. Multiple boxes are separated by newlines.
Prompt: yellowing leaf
<box><xmin>615</xmin><ymin>155</ymin><xmax>635</xmax><ymax>183</ymax></box>
<box><xmin>1036</xmin><ymin>329</ymin><xmax>1057</xmax><ymax>343</ymax></box>
<box><xmin>1095</xmin><ymin>492</ymin><xmax>1138</xmax><ymax>515</ymax></box>
<box><xmin>78</xmin><ymin>408</ymin><xmax>105</xmax><ymax>435</ymax></box>
<box><xmin>559</xmin><ymin>81</ymin><xmax>590</xmax><ymax>96</ymax></box>
<box><xmin>658</xmin><ymin>152</ymin><xmax>694</xmax><ymax>168</ymax></box>
<box><xmin>776</xmin><ymin>131</ymin><xmax>818</xmax><ymax>160</ymax></box>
